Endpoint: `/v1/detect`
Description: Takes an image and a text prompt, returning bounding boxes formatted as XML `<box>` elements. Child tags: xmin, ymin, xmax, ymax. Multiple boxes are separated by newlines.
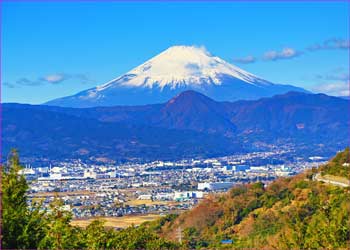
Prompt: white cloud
<box><xmin>42</xmin><ymin>73</ymin><xmax>66</xmax><ymax>83</ymax></box>
<box><xmin>6</xmin><ymin>73</ymin><xmax>92</xmax><ymax>88</ymax></box>
<box><xmin>311</xmin><ymin>81</ymin><xmax>349</xmax><ymax>97</ymax></box>
<box><xmin>263</xmin><ymin>47</ymin><xmax>302</xmax><ymax>61</ymax></box>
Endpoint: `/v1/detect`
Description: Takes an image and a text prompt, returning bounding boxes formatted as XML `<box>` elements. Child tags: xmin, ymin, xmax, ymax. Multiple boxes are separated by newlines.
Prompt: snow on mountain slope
<box><xmin>46</xmin><ymin>45</ymin><xmax>308</xmax><ymax>107</ymax></box>
<box><xmin>98</xmin><ymin>45</ymin><xmax>268</xmax><ymax>90</ymax></box>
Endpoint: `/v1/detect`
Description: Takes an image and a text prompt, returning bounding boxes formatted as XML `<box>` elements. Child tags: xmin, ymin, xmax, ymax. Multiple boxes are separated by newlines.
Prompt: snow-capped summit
<box><xmin>98</xmin><ymin>45</ymin><xmax>266</xmax><ymax>90</ymax></box>
<box><xmin>46</xmin><ymin>45</ymin><xmax>307</xmax><ymax>107</ymax></box>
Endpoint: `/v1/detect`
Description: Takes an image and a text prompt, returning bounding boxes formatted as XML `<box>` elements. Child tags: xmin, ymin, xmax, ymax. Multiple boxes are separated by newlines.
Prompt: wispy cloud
<box><xmin>315</xmin><ymin>67</ymin><xmax>349</xmax><ymax>81</ymax></box>
<box><xmin>16</xmin><ymin>78</ymin><xmax>42</xmax><ymax>86</ymax></box>
<box><xmin>234</xmin><ymin>47</ymin><xmax>303</xmax><ymax>64</ymax></box>
<box><xmin>263</xmin><ymin>48</ymin><xmax>303</xmax><ymax>61</ymax></box>
<box><xmin>311</xmin><ymin>68</ymin><xmax>350</xmax><ymax>96</ymax></box>
<box><xmin>311</xmin><ymin>81</ymin><xmax>349</xmax><ymax>97</ymax></box>
<box><xmin>4</xmin><ymin>73</ymin><xmax>93</xmax><ymax>88</ymax></box>
<box><xmin>315</xmin><ymin>72</ymin><xmax>349</xmax><ymax>82</ymax></box>
<box><xmin>234</xmin><ymin>37</ymin><xmax>348</xmax><ymax>65</ymax></box>
<box><xmin>233</xmin><ymin>55</ymin><xmax>256</xmax><ymax>64</ymax></box>
<box><xmin>307</xmin><ymin>38</ymin><xmax>350</xmax><ymax>51</ymax></box>
<box><xmin>41</xmin><ymin>73</ymin><xmax>67</xmax><ymax>84</ymax></box>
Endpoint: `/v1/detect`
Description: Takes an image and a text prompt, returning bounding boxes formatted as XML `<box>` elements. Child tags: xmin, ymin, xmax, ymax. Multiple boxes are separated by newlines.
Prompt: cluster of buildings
<box><xmin>23</xmin><ymin>150</ymin><xmax>326</xmax><ymax>219</ymax></box>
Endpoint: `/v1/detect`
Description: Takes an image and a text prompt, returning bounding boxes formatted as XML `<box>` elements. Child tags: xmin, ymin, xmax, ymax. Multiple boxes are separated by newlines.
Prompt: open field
<box><xmin>71</xmin><ymin>214</ymin><xmax>163</xmax><ymax>228</ymax></box>
<box><xmin>125</xmin><ymin>199</ymin><xmax>174</xmax><ymax>206</ymax></box>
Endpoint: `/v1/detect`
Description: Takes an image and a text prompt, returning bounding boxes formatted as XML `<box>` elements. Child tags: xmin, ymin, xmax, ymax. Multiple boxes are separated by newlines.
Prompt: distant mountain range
<box><xmin>45</xmin><ymin>46</ymin><xmax>307</xmax><ymax>107</ymax></box>
<box><xmin>3</xmin><ymin>91</ymin><xmax>349</xmax><ymax>163</ymax></box>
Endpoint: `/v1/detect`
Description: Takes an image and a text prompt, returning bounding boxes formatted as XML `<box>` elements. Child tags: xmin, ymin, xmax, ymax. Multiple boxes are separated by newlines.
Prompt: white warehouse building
<box><xmin>174</xmin><ymin>191</ymin><xmax>204</xmax><ymax>200</ymax></box>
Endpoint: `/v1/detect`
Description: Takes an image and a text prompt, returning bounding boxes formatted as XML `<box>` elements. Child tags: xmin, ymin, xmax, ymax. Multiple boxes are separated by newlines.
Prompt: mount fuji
<box><xmin>46</xmin><ymin>45</ymin><xmax>308</xmax><ymax>107</ymax></box>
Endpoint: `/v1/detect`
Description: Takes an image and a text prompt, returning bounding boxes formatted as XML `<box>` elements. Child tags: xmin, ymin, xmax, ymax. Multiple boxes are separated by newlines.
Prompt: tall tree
<box><xmin>2</xmin><ymin>149</ymin><xmax>49</xmax><ymax>249</ymax></box>
<box><xmin>2</xmin><ymin>149</ymin><xmax>30</xmax><ymax>248</ymax></box>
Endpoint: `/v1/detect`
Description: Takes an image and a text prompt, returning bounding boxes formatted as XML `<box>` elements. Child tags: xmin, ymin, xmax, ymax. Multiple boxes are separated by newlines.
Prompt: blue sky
<box><xmin>2</xmin><ymin>1</ymin><xmax>349</xmax><ymax>104</ymax></box>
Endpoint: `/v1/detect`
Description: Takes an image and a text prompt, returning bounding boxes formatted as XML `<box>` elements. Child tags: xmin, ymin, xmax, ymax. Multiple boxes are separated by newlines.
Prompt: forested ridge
<box><xmin>2</xmin><ymin>148</ymin><xmax>349</xmax><ymax>249</ymax></box>
<box><xmin>154</xmin><ymin>148</ymin><xmax>350</xmax><ymax>249</ymax></box>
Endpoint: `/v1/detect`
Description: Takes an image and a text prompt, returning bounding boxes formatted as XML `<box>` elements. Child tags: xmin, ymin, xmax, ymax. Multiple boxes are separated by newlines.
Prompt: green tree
<box><xmin>38</xmin><ymin>198</ymin><xmax>83</xmax><ymax>249</ymax></box>
<box><xmin>20</xmin><ymin>202</ymin><xmax>48</xmax><ymax>249</ymax></box>
<box><xmin>84</xmin><ymin>219</ymin><xmax>113</xmax><ymax>249</ymax></box>
<box><xmin>2</xmin><ymin>149</ymin><xmax>28</xmax><ymax>248</ymax></box>
<box><xmin>2</xmin><ymin>149</ymin><xmax>47</xmax><ymax>249</ymax></box>
<box><xmin>106</xmin><ymin>225</ymin><xmax>179</xmax><ymax>250</ymax></box>
<box><xmin>183</xmin><ymin>227</ymin><xmax>199</xmax><ymax>249</ymax></box>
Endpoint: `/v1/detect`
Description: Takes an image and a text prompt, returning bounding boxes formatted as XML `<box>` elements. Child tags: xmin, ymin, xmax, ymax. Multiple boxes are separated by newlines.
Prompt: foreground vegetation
<box><xmin>2</xmin><ymin>150</ymin><xmax>178</xmax><ymax>250</ymax></box>
<box><xmin>155</xmin><ymin>148</ymin><xmax>350</xmax><ymax>249</ymax></box>
<box><xmin>320</xmin><ymin>147</ymin><xmax>350</xmax><ymax>179</ymax></box>
<box><xmin>2</xmin><ymin>148</ymin><xmax>350</xmax><ymax>249</ymax></box>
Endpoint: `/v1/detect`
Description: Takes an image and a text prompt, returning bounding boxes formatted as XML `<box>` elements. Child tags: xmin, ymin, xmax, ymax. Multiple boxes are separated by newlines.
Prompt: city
<box><xmin>21</xmin><ymin>148</ymin><xmax>326</xmax><ymax>227</ymax></box>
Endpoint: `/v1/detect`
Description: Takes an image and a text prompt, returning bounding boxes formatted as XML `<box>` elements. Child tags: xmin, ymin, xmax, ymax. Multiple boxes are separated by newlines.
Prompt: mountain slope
<box><xmin>226</xmin><ymin>91</ymin><xmax>349</xmax><ymax>139</ymax></box>
<box><xmin>3</xmin><ymin>91</ymin><xmax>348</xmax><ymax>162</ymax></box>
<box><xmin>48</xmin><ymin>91</ymin><xmax>349</xmax><ymax>145</ymax></box>
<box><xmin>152</xmin><ymin>148</ymin><xmax>350</xmax><ymax>249</ymax></box>
<box><xmin>2</xmin><ymin>103</ymin><xmax>242</xmax><ymax>162</ymax></box>
<box><xmin>45</xmin><ymin>46</ymin><xmax>307</xmax><ymax>107</ymax></box>
<box><xmin>45</xmin><ymin>91</ymin><xmax>349</xmax><ymax>134</ymax></box>
<box><xmin>153</xmin><ymin>91</ymin><xmax>236</xmax><ymax>135</ymax></box>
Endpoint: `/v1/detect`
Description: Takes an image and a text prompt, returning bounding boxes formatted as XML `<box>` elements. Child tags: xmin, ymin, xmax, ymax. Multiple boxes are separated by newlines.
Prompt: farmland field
<box><xmin>71</xmin><ymin>214</ymin><xmax>163</xmax><ymax>228</ymax></box>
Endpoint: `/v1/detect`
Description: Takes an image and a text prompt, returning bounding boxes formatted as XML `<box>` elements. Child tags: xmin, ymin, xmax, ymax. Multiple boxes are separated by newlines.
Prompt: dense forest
<box><xmin>2</xmin><ymin>148</ymin><xmax>350</xmax><ymax>249</ymax></box>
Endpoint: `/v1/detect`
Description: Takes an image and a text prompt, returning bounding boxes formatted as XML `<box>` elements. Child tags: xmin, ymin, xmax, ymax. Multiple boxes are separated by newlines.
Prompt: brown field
<box><xmin>125</xmin><ymin>199</ymin><xmax>174</xmax><ymax>206</ymax></box>
<box><xmin>71</xmin><ymin>214</ymin><xmax>163</xmax><ymax>228</ymax></box>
